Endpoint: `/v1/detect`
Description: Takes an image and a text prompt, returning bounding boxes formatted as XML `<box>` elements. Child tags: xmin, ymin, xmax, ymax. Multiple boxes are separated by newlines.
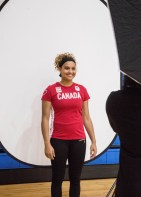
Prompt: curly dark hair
<box><xmin>54</xmin><ymin>52</ymin><xmax>76</xmax><ymax>71</ymax></box>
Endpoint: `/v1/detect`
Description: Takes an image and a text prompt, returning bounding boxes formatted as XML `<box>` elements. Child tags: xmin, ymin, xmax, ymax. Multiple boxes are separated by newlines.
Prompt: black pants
<box><xmin>50</xmin><ymin>138</ymin><xmax>86</xmax><ymax>197</ymax></box>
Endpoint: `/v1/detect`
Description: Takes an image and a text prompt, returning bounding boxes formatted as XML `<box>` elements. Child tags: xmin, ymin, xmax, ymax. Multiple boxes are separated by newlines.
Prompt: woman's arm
<box><xmin>41</xmin><ymin>101</ymin><xmax>55</xmax><ymax>160</ymax></box>
<box><xmin>82</xmin><ymin>100</ymin><xmax>97</xmax><ymax>158</ymax></box>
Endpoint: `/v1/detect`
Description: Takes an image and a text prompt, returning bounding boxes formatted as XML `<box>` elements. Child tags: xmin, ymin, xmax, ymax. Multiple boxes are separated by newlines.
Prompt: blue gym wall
<box><xmin>0</xmin><ymin>136</ymin><xmax>120</xmax><ymax>169</ymax></box>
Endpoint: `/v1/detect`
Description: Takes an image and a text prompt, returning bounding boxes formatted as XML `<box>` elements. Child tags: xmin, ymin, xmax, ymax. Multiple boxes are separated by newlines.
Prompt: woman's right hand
<box><xmin>44</xmin><ymin>143</ymin><xmax>55</xmax><ymax>160</ymax></box>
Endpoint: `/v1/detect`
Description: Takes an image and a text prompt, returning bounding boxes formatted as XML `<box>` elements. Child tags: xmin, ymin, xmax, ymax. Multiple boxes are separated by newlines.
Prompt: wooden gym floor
<box><xmin>0</xmin><ymin>178</ymin><xmax>116</xmax><ymax>197</ymax></box>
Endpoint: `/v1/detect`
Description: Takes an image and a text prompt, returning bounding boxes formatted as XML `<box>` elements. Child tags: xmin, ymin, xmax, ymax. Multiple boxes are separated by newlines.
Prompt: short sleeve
<box><xmin>82</xmin><ymin>86</ymin><xmax>90</xmax><ymax>101</ymax></box>
<box><xmin>41</xmin><ymin>86</ymin><xmax>52</xmax><ymax>101</ymax></box>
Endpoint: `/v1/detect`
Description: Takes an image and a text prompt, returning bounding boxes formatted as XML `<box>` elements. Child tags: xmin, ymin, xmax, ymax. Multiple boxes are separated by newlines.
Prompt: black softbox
<box><xmin>108</xmin><ymin>0</ymin><xmax>141</xmax><ymax>84</ymax></box>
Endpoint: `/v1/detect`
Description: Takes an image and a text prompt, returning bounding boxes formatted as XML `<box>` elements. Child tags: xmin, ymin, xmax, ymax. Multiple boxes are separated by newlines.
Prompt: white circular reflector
<box><xmin>0</xmin><ymin>0</ymin><xmax>119</xmax><ymax>166</ymax></box>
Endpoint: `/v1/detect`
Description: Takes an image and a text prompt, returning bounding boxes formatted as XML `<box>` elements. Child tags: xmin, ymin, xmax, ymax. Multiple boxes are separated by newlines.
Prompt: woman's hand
<box><xmin>45</xmin><ymin>143</ymin><xmax>55</xmax><ymax>160</ymax></box>
<box><xmin>90</xmin><ymin>142</ymin><xmax>97</xmax><ymax>159</ymax></box>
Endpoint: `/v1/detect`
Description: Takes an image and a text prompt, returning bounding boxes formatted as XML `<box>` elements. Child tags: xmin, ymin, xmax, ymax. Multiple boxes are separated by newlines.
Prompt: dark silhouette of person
<box><xmin>106</xmin><ymin>75</ymin><xmax>141</xmax><ymax>197</ymax></box>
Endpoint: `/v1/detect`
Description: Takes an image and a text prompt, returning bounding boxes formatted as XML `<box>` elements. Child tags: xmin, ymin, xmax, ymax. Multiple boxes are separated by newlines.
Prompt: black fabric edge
<box><xmin>99</xmin><ymin>0</ymin><xmax>107</xmax><ymax>7</ymax></box>
<box><xmin>0</xmin><ymin>0</ymin><xmax>9</xmax><ymax>11</ymax></box>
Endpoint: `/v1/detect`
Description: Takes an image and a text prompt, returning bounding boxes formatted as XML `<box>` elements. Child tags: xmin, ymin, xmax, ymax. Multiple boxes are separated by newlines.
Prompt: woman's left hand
<box><xmin>90</xmin><ymin>142</ymin><xmax>97</xmax><ymax>159</ymax></box>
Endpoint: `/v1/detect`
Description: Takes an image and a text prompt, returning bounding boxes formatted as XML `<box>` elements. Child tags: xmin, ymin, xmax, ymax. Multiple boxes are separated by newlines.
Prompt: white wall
<box><xmin>0</xmin><ymin>0</ymin><xmax>5</xmax><ymax>5</ymax></box>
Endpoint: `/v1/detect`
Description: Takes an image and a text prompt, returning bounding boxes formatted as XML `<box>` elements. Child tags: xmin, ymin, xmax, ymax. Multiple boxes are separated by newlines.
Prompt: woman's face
<box><xmin>59</xmin><ymin>61</ymin><xmax>76</xmax><ymax>81</ymax></box>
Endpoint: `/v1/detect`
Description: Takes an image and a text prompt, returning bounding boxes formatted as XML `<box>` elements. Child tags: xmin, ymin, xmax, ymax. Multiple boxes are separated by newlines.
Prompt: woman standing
<box><xmin>41</xmin><ymin>52</ymin><xmax>97</xmax><ymax>197</ymax></box>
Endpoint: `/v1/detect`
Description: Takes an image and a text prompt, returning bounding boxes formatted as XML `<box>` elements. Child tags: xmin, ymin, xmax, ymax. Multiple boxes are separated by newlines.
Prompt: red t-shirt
<box><xmin>41</xmin><ymin>82</ymin><xmax>90</xmax><ymax>140</ymax></box>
